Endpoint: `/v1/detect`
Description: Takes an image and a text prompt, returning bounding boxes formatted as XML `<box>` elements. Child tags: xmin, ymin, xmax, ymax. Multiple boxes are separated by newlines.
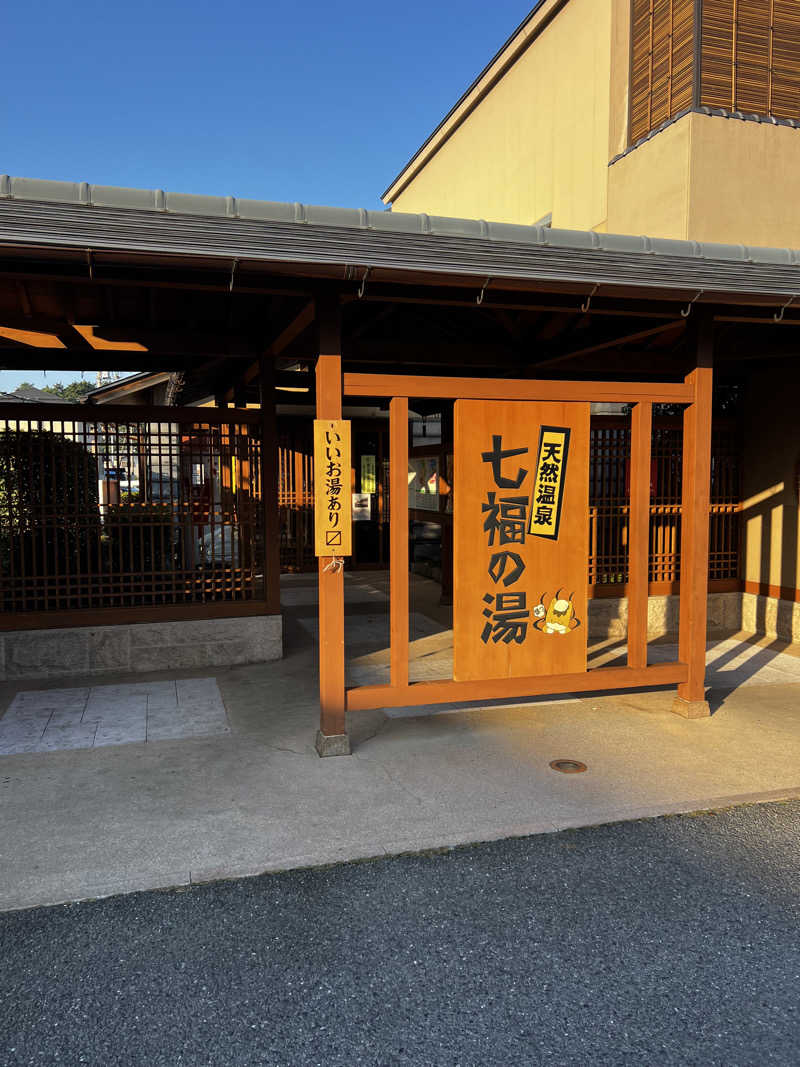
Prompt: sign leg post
<box><xmin>315</xmin><ymin>304</ymin><xmax>350</xmax><ymax>756</ymax></box>
<box><xmin>674</xmin><ymin>314</ymin><xmax>713</xmax><ymax>718</ymax></box>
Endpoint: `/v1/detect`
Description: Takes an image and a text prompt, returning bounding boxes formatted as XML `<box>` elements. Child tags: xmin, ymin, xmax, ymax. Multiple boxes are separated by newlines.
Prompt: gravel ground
<box><xmin>2</xmin><ymin>800</ymin><xmax>799</xmax><ymax>1066</ymax></box>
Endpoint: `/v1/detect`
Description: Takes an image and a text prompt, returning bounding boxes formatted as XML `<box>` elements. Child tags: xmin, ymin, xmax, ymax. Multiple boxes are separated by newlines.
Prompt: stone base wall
<box><xmin>740</xmin><ymin>593</ymin><xmax>800</xmax><ymax>643</ymax></box>
<box><xmin>588</xmin><ymin>591</ymin><xmax>800</xmax><ymax>642</ymax></box>
<box><xmin>588</xmin><ymin>592</ymin><xmax>745</xmax><ymax>639</ymax></box>
<box><xmin>0</xmin><ymin>615</ymin><xmax>283</xmax><ymax>682</ymax></box>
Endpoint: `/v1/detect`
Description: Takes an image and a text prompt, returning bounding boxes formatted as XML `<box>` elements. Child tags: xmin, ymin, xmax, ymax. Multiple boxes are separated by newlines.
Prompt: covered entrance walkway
<box><xmin>0</xmin><ymin>179</ymin><xmax>796</xmax><ymax>735</ymax></box>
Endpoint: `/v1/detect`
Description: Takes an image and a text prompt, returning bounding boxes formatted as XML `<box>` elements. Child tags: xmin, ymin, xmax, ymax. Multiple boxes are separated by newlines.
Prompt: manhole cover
<box><xmin>549</xmin><ymin>759</ymin><xmax>587</xmax><ymax>774</ymax></box>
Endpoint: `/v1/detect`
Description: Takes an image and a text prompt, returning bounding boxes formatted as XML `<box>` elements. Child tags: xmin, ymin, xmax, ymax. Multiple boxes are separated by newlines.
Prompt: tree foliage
<box><xmin>0</xmin><ymin>429</ymin><xmax>100</xmax><ymax>609</ymax></box>
<box><xmin>17</xmin><ymin>379</ymin><xmax>95</xmax><ymax>402</ymax></box>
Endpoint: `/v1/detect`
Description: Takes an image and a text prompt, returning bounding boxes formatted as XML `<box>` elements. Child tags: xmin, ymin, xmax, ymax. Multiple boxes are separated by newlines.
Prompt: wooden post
<box><xmin>439</xmin><ymin>402</ymin><xmax>454</xmax><ymax>606</ymax></box>
<box><xmin>628</xmin><ymin>401</ymin><xmax>652</xmax><ymax>669</ymax></box>
<box><xmin>389</xmin><ymin>398</ymin><xmax>409</xmax><ymax>688</ymax></box>
<box><xmin>674</xmin><ymin>313</ymin><xmax>714</xmax><ymax>717</ymax></box>
<box><xmin>259</xmin><ymin>358</ymin><xmax>280</xmax><ymax>615</ymax></box>
<box><xmin>293</xmin><ymin>448</ymin><xmax>305</xmax><ymax>571</ymax></box>
<box><xmin>315</xmin><ymin>296</ymin><xmax>350</xmax><ymax>756</ymax></box>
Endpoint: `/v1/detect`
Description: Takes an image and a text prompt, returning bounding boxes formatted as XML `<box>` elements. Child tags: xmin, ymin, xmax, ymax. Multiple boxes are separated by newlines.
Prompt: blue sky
<box><xmin>2</xmin><ymin>0</ymin><xmax>532</xmax><ymax>391</ymax></box>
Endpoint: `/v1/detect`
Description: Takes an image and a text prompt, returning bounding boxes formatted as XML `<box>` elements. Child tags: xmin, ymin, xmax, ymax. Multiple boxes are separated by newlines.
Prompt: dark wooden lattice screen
<box><xmin>0</xmin><ymin>407</ymin><xmax>266</xmax><ymax>622</ymax></box>
<box><xmin>630</xmin><ymin>0</ymin><xmax>800</xmax><ymax>145</ymax></box>
<box><xmin>701</xmin><ymin>0</ymin><xmax>800</xmax><ymax>119</ymax></box>
<box><xmin>588</xmin><ymin>418</ymin><xmax>741</xmax><ymax>593</ymax></box>
<box><xmin>630</xmin><ymin>0</ymin><xmax>695</xmax><ymax>144</ymax></box>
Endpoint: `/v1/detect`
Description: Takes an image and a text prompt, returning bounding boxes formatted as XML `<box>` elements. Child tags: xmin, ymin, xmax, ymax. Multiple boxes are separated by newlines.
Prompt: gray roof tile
<box><xmin>2</xmin><ymin>175</ymin><xmax>800</xmax><ymax>300</ymax></box>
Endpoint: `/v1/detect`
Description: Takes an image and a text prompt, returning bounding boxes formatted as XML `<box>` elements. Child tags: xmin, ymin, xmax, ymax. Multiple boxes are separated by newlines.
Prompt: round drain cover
<box><xmin>549</xmin><ymin>759</ymin><xmax>587</xmax><ymax>774</ymax></box>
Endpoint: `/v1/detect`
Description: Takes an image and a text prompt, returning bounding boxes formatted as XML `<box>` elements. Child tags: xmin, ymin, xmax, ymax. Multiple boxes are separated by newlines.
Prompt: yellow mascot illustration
<box><xmin>533</xmin><ymin>590</ymin><xmax>580</xmax><ymax>634</ymax></box>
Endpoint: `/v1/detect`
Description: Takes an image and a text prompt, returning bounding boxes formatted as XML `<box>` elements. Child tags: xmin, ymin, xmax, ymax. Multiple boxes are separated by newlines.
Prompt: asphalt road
<box><xmin>2</xmin><ymin>801</ymin><xmax>799</xmax><ymax>1066</ymax></box>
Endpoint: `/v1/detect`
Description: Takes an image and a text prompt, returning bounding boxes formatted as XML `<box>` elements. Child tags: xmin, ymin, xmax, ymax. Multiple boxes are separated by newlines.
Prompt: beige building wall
<box><xmin>606</xmin><ymin>117</ymin><xmax>692</xmax><ymax>239</ymax></box>
<box><xmin>607</xmin><ymin>112</ymin><xmax>800</xmax><ymax>246</ymax></box>
<box><xmin>389</xmin><ymin>0</ymin><xmax>613</xmax><ymax>231</ymax></box>
<box><xmin>390</xmin><ymin>0</ymin><xmax>800</xmax><ymax>250</ymax></box>
<box><xmin>687</xmin><ymin>115</ymin><xmax>800</xmax><ymax>248</ymax></box>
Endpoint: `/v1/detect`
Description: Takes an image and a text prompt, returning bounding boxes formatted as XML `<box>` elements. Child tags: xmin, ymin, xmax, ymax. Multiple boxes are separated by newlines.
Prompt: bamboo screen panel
<box><xmin>588</xmin><ymin>418</ymin><xmax>741</xmax><ymax>591</ymax></box>
<box><xmin>0</xmin><ymin>409</ymin><xmax>264</xmax><ymax>618</ymax></box>
<box><xmin>700</xmin><ymin>0</ymin><xmax>800</xmax><ymax>120</ymax></box>
<box><xmin>630</xmin><ymin>0</ymin><xmax>695</xmax><ymax>144</ymax></box>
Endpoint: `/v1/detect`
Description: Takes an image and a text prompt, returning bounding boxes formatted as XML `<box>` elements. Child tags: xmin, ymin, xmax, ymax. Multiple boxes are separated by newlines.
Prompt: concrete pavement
<box><xmin>1</xmin><ymin>573</ymin><xmax>800</xmax><ymax>911</ymax></box>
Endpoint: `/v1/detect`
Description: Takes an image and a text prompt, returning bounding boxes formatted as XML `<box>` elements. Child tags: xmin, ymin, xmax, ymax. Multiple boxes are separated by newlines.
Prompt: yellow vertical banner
<box><xmin>529</xmin><ymin>426</ymin><xmax>571</xmax><ymax>540</ymax></box>
<box><xmin>313</xmin><ymin>419</ymin><xmax>352</xmax><ymax>556</ymax></box>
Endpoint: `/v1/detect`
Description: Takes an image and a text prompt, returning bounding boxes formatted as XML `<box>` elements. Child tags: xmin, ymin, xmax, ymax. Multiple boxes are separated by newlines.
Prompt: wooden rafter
<box><xmin>532</xmin><ymin>321</ymin><xmax>685</xmax><ymax>369</ymax></box>
<box><xmin>223</xmin><ymin>300</ymin><xmax>315</xmax><ymax>402</ymax></box>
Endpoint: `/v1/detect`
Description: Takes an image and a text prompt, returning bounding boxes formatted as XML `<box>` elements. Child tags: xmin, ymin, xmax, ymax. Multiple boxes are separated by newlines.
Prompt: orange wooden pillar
<box><xmin>389</xmin><ymin>398</ymin><xmax>410</xmax><ymax>689</ymax></box>
<box><xmin>674</xmin><ymin>312</ymin><xmax>714</xmax><ymax>718</ymax></box>
<box><xmin>628</xmin><ymin>401</ymin><xmax>652</xmax><ymax>669</ymax></box>
<box><xmin>439</xmin><ymin>402</ymin><xmax>454</xmax><ymax>606</ymax></box>
<box><xmin>315</xmin><ymin>297</ymin><xmax>350</xmax><ymax>756</ymax></box>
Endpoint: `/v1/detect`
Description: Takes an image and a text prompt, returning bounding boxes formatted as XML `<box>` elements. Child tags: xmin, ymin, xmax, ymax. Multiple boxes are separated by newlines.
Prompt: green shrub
<box><xmin>0</xmin><ymin>428</ymin><xmax>101</xmax><ymax>608</ymax></box>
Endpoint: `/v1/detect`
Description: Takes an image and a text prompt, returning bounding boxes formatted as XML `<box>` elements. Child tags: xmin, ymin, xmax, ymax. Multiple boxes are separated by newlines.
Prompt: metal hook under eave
<box><xmin>358</xmin><ymin>267</ymin><xmax>371</xmax><ymax>299</ymax></box>
<box><xmin>86</xmin><ymin>248</ymin><xmax>94</xmax><ymax>282</ymax></box>
<box><xmin>477</xmin><ymin>277</ymin><xmax>492</xmax><ymax>306</ymax></box>
<box><xmin>229</xmin><ymin>258</ymin><xmax>239</xmax><ymax>293</ymax></box>
<box><xmin>580</xmin><ymin>284</ymin><xmax>598</xmax><ymax>314</ymax></box>
<box><xmin>681</xmin><ymin>289</ymin><xmax>704</xmax><ymax>318</ymax></box>
<box><xmin>774</xmin><ymin>293</ymin><xmax>799</xmax><ymax>322</ymax></box>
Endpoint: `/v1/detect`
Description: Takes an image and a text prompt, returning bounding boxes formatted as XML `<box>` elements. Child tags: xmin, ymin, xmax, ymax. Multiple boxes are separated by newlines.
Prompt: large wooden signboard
<box><xmin>453</xmin><ymin>401</ymin><xmax>590</xmax><ymax>681</ymax></box>
<box><xmin>313</xmin><ymin>419</ymin><xmax>352</xmax><ymax>556</ymax></box>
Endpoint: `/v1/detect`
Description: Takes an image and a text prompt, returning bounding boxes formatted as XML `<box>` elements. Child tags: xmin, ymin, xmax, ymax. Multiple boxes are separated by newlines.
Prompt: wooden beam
<box><xmin>674</xmin><ymin>313</ymin><xmax>714</xmax><ymax>717</ymax></box>
<box><xmin>532</xmin><ymin>322</ymin><xmax>685</xmax><ymax>369</ymax></box>
<box><xmin>0</xmin><ymin>258</ymin><xmax>318</xmax><ymax>299</ymax></box>
<box><xmin>0</xmin><ymin>319</ymin><xmax>260</xmax><ymax>354</ymax></box>
<box><xmin>225</xmin><ymin>301</ymin><xmax>315</xmax><ymax>401</ymax></box>
<box><xmin>344</xmin><ymin>372</ymin><xmax>693</xmax><ymax>404</ymax></box>
<box><xmin>356</xmin><ymin>284</ymin><xmax>685</xmax><ymax>320</ymax></box>
<box><xmin>315</xmin><ymin>295</ymin><xmax>349</xmax><ymax>754</ymax></box>
<box><xmin>390</xmin><ymin>397</ymin><xmax>409</xmax><ymax>688</ymax></box>
<box><xmin>344</xmin><ymin>339</ymin><xmax>519</xmax><ymax>367</ymax></box>
<box><xmin>716</xmin><ymin>313</ymin><xmax>800</xmax><ymax>327</ymax></box>
<box><xmin>2</xmin><ymin>257</ymin><xmax>800</xmax><ymax>323</ymax></box>
<box><xmin>0</xmin><ymin>349</ymin><xmax>253</xmax><ymax>372</ymax></box>
<box><xmin>15</xmin><ymin>280</ymin><xmax>32</xmax><ymax>317</ymax></box>
<box><xmin>628</xmin><ymin>401</ymin><xmax>653</xmax><ymax>669</ymax></box>
<box><xmin>346</xmin><ymin>662</ymin><xmax>688</xmax><ymax>711</ymax></box>
<box><xmin>0</xmin><ymin>402</ymin><xmax>261</xmax><ymax>424</ymax></box>
<box><xmin>56</xmin><ymin>324</ymin><xmax>96</xmax><ymax>351</ymax></box>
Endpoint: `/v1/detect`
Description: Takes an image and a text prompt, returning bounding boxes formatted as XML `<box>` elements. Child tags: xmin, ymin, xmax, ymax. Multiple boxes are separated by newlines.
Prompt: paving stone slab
<box><xmin>0</xmin><ymin>677</ymin><xmax>229</xmax><ymax>754</ymax></box>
